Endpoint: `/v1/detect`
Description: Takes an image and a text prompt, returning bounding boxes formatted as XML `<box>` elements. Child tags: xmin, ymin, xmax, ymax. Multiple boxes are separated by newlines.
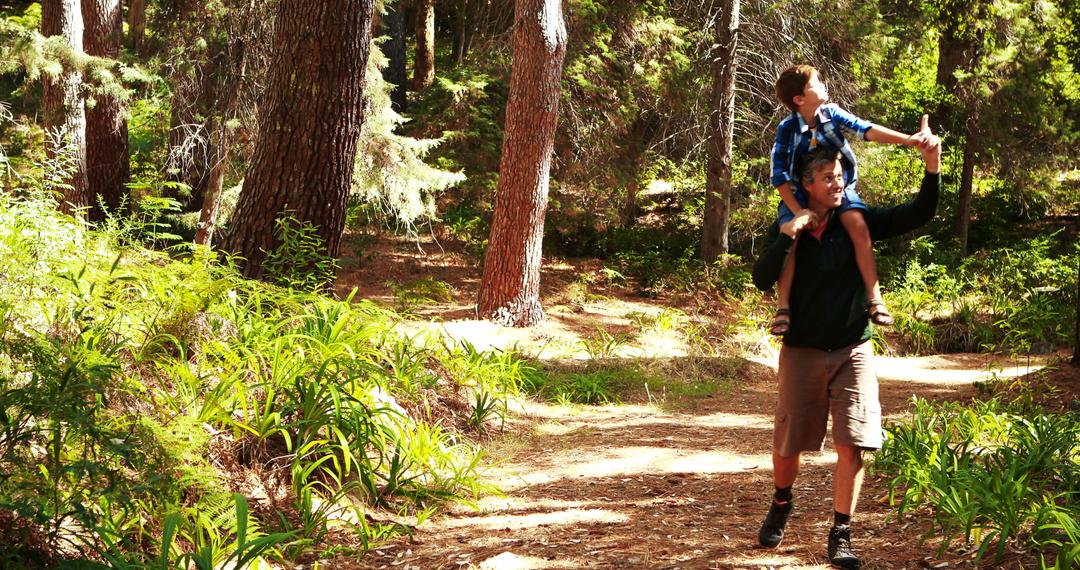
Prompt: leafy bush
<box><xmin>261</xmin><ymin>213</ymin><xmax>340</xmax><ymax>293</ymax></box>
<box><xmin>0</xmin><ymin>186</ymin><xmax>518</xmax><ymax>565</ymax></box>
<box><xmin>881</xmin><ymin>234</ymin><xmax>1077</xmax><ymax>355</ymax></box>
<box><xmin>874</xmin><ymin>391</ymin><xmax>1080</xmax><ymax>565</ymax></box>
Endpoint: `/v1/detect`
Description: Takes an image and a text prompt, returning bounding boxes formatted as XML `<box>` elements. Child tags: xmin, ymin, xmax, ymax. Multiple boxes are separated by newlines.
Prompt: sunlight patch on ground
<box><xmin>491</xmin><ymin>447</ymin><xmax>775</xmax><ymax>489</ymax></box>
<box><xmin>463</xmin><ymin>496</ymin><xmax>602</xmax><ymax>514</ymax></box>
<box><xmin>394</xmin><ymin>296</ymin><xmax>701</xmax><ymax>359</ymax></box>
<box><xmin>476</xmin><ymin>551</ymin><xmax>569</xmax><ymax>569</ymax></box>
<box><xmin>438</xmin><ymin>508</ymin><xmax>628</xmax><ymax>531</ymax></box>
<box><xmin>521</xmin><ymin>401</ymin><xmax>661</xmax><ymax>421</ymax></box>
<box><xmin>524</xmin><ymin>404</ymin><xmax>774</xmax><ymax>434</ymax></box>
<box><xmin>686</xmin><ymin>412</ymin><xmax>775</xmax><ymax>430</ymax></box>
<box><xmin>749</xmin><ymin>352</ymin><xmax>1046</xmax><ymax>386</ymax></box>
<box><xmin>719</xmin><ymin>552</ymin><xmax>831</xmax><ymax>568</ymax></box>
<box><xmin>875</xmin><ymin>355</ymin><xmax>1045</xmax><ymax>385</ymax></box>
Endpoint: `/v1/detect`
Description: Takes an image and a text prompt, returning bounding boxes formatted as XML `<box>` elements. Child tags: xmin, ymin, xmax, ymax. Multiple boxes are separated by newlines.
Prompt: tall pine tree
<box><xmin>477</xmin><ymin>0</ymin><xmax>567</xmax><ymax>327</ymax></box>
<box><xmin>221</xmin><ymin>0</ymin><xmax>375</xmax><ymax>279</ymax></box>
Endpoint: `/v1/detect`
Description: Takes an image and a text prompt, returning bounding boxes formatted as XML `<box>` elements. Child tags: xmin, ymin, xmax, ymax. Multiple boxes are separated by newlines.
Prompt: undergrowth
<box><xmin>874</xmin><ymin>374</ymin><xmax>1080</xmax><ymax>568</ymax></box>
<box><xmin>0</xmin><ymin>188</ymin><xmax>525</xmax><ymax>566</ymax></box>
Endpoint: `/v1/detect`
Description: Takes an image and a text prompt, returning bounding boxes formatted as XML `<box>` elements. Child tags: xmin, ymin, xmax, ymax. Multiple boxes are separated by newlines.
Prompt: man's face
<box><xmin>804</xmin><ymin>160</ymin><xmax>845</xmax><ymax>210</ymax></box>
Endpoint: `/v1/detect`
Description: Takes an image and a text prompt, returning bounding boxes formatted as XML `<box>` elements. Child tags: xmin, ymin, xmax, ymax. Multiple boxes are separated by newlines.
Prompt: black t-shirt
<box><xmin>752</xmin><ymin>172</ymin><xmax>941</xmax><ymax>350</ymax></box>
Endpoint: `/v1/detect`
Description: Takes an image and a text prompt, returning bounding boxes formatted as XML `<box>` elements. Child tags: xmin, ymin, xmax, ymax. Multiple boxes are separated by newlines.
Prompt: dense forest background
<box><xmin>1</xmin><ymin>0</ymin><xmax>1079</xmax><ymax>567</ymax></box>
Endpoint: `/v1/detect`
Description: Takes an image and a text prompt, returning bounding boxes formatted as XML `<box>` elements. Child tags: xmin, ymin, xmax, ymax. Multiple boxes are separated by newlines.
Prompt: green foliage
<box><xmin>0</xmin><ymin>167</ymin><xmax>519</xmax><ymax>565</ymax></box>
<box><xmin>525</xmin><ymin>357</ymin><xmax>739</xmax><ymax>408</ymax></box>
<box><xmin>261</xmin><ymin>214</ymin><xmax>340</xmax><ymax>294</ymax></box>
<box><xmin>353</xmin><ymin>41</ymin><xmax>466</xmax><ymax>235</ymax></box>
<box><xmin>881</xmin><ymin>235</ymin><xmax>1077</xmax><ymax>355</ymax></box>
<box><xmin>387</xmin><ymin>277</ymin><xmax>455</xmax><ymax>314</ymax></box>
<box><xmin>874</xmin><ymin>390</ymin><xmax>1080</xmax><ymax>565</ymax></box>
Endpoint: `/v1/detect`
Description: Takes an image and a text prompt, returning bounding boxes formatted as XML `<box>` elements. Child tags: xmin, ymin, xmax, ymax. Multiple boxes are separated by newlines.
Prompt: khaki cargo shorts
<box><xmin>773</xmin><ymin>340</ymin><xmax>882</xmax><ymax>456</ymax></box>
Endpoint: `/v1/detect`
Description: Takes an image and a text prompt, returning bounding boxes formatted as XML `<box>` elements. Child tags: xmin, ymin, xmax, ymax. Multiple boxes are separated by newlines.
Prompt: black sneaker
<box><xmin>828</xmin><ymin>524</ymin><xmax>860</xmax><ymax>569</ymax></box>
<box><xmin>757</xmin><ymin>500</ymin><xmax>793</xmax><ymax>547</ymax></box>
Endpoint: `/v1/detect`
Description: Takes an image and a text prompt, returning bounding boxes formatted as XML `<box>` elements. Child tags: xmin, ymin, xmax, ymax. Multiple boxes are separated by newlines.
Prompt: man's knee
<box><xmin>835</xmin><ymin>444</ymin><xmax>865</xmax><ymax>465</ymax></box>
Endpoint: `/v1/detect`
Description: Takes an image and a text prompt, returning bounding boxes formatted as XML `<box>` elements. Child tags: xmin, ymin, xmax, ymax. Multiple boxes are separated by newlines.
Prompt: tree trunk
<box><xmin>1074</xmin><ymin>226</ymin><xmax>1079</xmax><ymax>366</ymax></box>
<box><xmin>221</xmin><ymin>0</ymin><xmax>375</xmax><ymax>279</ymax></box>
<box><xmin>42</xmin><ymin>0</ymin><xmax>90</xmax><ymax>215</ymax></box>
<box><xmin>476</xmin><ymin>0</ymin><xmax>567</xmax><ymax>327</ymax></box>
<box><xmin>193</xmin><ymin>123</ymin><xmax>229</xmax><ymax>245</ymax></box>
<box><xmin>956</xmin><ymin>117</ymin><xmax>976</xmax><ymax>257</ymax></box>
<box><xmin>83</xmin><ymin>0</ymin><xmax>129</xmax><ymax>220</ymax></box>
<box><xmin>166</xmin><ymin>80</ymin><xmax>212</xmax><ymax>211</ymax></box>
<box><xmin>127</xmin><ymin>0</ymin><xmax>146</xmax><ymax>50</ymax></box>
<box><xmin>411</xmin><ymin>0</ymin><xmax>435</xmax><ymax>90</ymax></box>
<box><xmin>382</xmin><ymin>0</ymin><xmax>409</xmax><ymax>112</ymax></box>
<box><xmin>450</xmin><ymin>0</ymin><xmax>479</xmax><ymax>66</ymax></box>
<box><xmin>701</xmin><ymin>0</ymin><xmax>740</xmax><ymax>263</ymax></box>
<box><xmin>932</xmin><ymin>27</ymin><xmax>966</xmax><ymax>133</ymax></box>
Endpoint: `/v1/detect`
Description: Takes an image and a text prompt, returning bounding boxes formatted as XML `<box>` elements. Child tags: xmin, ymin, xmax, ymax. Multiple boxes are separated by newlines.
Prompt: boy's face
<box><xmin>804</xmin><ymin>160</ymin><xmax>845</xmax><ymax>210</ymax></box>
<box><xmin>794</xmin><ymin>73</ymin><xmax>829</xmax><ymax>111</ymax></box>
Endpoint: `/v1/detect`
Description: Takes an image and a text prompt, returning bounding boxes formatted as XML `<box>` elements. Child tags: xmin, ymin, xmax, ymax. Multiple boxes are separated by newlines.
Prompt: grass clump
<box><xmin>874</xmin><ymin>378</ymin><xmax>1080</xmax><ymax>567</ymax></box>
<box><xmin>525</xmin><ymin>357</ymin><xmax>741</xmax><ymax>409</ymax></box>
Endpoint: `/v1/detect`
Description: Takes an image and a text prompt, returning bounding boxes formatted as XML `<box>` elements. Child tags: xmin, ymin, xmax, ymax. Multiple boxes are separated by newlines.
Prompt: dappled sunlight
<box><xmin>719</xmin><ymin>552</ymin><xmax>832</xmax><ymax>568</ymax></box>
<box><xmin>686</xmin><ymin>412</ymin><xmax>775</xmax><ymax>430</ymax></box>
<box><xmin>876</xmin><ymin>354</ymin><xmax>1045</xmax><ymax>385</ymax></box>
<box><xmin>438</xmin><ymin>507</ymin><xmax>628</xmax><ymax>531</ymax></box>
<box><xmin>476</xmin><ymin>551</ymin><xmax>569</xmax><ymax>569</ymax></box>
<box><xmin>465</xmin><ymin>495</ymin><xmax>604</xmax><ymax>514</ymax></box>
<box><xmin>491</xmin><ymin>446</ymin><xmax>776</xmax><ymax>489</ymax></box>
<box><xmin>750</xmin><ymin>352</ymin><xmax>1047</xmax><ymax>386</ymax></box>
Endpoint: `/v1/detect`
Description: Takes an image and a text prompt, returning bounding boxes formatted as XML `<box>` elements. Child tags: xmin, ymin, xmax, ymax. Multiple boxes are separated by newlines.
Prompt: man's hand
<box><xmin>780</xmin><ymin>209</ymin><xmax>819</xmax><ymax>238</ymax></box>
<box><xmin>916</xmin><ymin>114</ymin><xmax>941</xmax><ymax>173</ymax></box>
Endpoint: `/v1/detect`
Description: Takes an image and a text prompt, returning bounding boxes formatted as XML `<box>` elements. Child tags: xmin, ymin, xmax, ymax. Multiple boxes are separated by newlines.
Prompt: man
<box><xmin>751</xmin><ymin>116</ymin><xmax>941</xmax><ymax>569</ymax></box>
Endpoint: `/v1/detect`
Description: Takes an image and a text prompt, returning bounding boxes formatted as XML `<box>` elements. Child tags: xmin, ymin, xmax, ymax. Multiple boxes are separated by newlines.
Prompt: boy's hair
<box><xmin>799</xmin><ymin>147</ymin><xmax>842</xmax><ymax>184</ymax></box>
<box><xmin>776</xmin><ymin>64</ymin><xmax>818</xmax><ymax>112</ymax></box>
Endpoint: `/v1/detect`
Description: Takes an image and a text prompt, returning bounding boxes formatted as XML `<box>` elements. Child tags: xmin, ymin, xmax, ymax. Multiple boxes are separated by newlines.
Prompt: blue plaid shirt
<box><xmin>770</xmin><ymin>103</ymin><xmax>874</xmax><ymax>194</ymax></box>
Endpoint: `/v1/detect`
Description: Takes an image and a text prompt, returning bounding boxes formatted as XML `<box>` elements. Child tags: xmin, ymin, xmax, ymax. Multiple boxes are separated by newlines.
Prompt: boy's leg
<box><xmin>772</xmin><ymin>238</ymin><xmax>798</xmax><ymax>336</ymax></box>
<box><xmin>839</xmin><ymin>210</ymin><xmax>892</xmax><ymax>326</ymax></box>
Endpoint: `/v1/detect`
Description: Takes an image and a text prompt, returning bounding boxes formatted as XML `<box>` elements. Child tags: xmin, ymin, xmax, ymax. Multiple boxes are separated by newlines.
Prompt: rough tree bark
<box><xmin>1074</xmin><ymin>246</ymin><xmax>1079</xmax><ymax>366</ymax></box>
<box><xmin>127</xmin><ymin>0</ymin><xmax>146</xmax><ymax>50</ymax></box>
<box><xmin>701</xmin><ymin>0</ymin><xmax>740</xmax><ymax>263</ymax></box>
<box><xmin>41</xmin><ymin>0</ymin><xmax>90</xmax><ymax>214</ymax></box>
<box><xmin>476</xmin><ymin>0</ymin><xmax>567</xmax><ymax>327</ymax></box>
<box><xmin>192</xmin><ymin>123</ymin><xmax>229</xmax><ymax>245</ymax></box>
<box><xmin>83</xmin><ymin>0</ymin><xmax>129</xmax><ymax>220</ymax></box>
<box><xmin>381</xmin><ymin>0</ymin><xmax>409</xmax><ymax>112</ymax></box>
<box><xmin>220</xmin><ymin>0</ymin><xmax>374</xmax><ymax>279</ymax></box>
<box><xmin>411</xmin><ymin>0</ymin><xmax>435</xmax><ymax>90</ymax></box>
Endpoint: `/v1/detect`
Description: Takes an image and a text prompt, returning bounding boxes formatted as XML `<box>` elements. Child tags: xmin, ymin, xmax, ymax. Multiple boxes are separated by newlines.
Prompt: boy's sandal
<box><xmin>770</xmin><ymin>308</ymin><xmax>791</xmax><ymax>337</ymax></box>
<box><xmin>868</xmin><ymin>299</ymin><xmax>894</xmax><ymax>327</ymax></box>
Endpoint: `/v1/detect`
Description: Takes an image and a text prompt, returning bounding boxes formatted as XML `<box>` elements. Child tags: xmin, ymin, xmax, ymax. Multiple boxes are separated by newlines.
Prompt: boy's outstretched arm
<box><xmin>865</xmin><ymin>123</ymin><xmax>924</xmax><ymax>147</ymax></box>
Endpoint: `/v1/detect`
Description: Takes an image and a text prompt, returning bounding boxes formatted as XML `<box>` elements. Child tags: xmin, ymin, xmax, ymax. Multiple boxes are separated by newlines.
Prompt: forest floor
<box><xmin>329</xmin><ymin>231</ymin><xmax>1074</xmax><ymax>570</ymax></box>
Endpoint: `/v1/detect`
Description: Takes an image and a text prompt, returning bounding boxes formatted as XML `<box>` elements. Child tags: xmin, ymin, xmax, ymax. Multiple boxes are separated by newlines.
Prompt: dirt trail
<box><xmin>329</xmin><ymin>235</ymin><xmax>1054</xmax><ymax>569</ymax></box>
<box><xmin>340</xmin><ymin>350</ymin><xmax>1040</xmax><ymax>570</ymax></box>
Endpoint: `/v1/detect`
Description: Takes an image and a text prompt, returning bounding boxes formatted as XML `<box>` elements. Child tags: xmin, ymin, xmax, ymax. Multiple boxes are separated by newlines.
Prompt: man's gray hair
<box><xmin>798</xmin><ymin>147</ymin><xmax>842</xmax><ymax>184</ymax></box>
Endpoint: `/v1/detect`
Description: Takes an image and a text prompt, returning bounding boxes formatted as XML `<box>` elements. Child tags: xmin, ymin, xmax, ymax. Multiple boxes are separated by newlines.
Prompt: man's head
<box><xmin>799</xmin><ymin>148</ymin><xmax>844</xmax><ymax>210</ymax></box>
<box><xmin>775</xmin><ymin>65</ymin><xmax>828</xmax><ymax>113</ymax></box>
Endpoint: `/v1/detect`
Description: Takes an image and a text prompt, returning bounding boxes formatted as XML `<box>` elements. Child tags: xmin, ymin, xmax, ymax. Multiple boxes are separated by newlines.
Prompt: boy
<box><xmin>769</xmin><ymin>65</ymin><xmax>928</xmax><ymax>335</ymax></box>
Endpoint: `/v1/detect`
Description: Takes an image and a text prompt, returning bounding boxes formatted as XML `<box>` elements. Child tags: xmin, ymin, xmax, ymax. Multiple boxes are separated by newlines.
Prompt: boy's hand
<box><xmin>917</xmin><ymin>114</ymin><xmax>942</xmax><ymax>172</ymax></box>
<box><xmin>781</xmin><ymin>209</ymin><xmax>819</xmax><ymax>237</ymax></box>
<box><xmin>905</xmin><ymin>131</ymin><xmax>928</xmax><ymax>148</ymax></box>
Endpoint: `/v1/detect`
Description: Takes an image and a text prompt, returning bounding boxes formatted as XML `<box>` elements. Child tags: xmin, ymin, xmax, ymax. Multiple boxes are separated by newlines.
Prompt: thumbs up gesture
<box><xmin>917</xmin><ymin>114</ymin><xmax>941</xmax><ymax>173</ymax></box>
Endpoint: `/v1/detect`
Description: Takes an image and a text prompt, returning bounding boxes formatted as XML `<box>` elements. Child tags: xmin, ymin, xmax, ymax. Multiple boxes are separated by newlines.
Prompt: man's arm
<box><xmin>752</xmin><ymin>222</ymin><xmax>795</xmax><ymax>291</ymax></box>
<box><xmin>867</xmin><ymin>116</ymin><xmax>942</xmax><ymax>239</ymax></box>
